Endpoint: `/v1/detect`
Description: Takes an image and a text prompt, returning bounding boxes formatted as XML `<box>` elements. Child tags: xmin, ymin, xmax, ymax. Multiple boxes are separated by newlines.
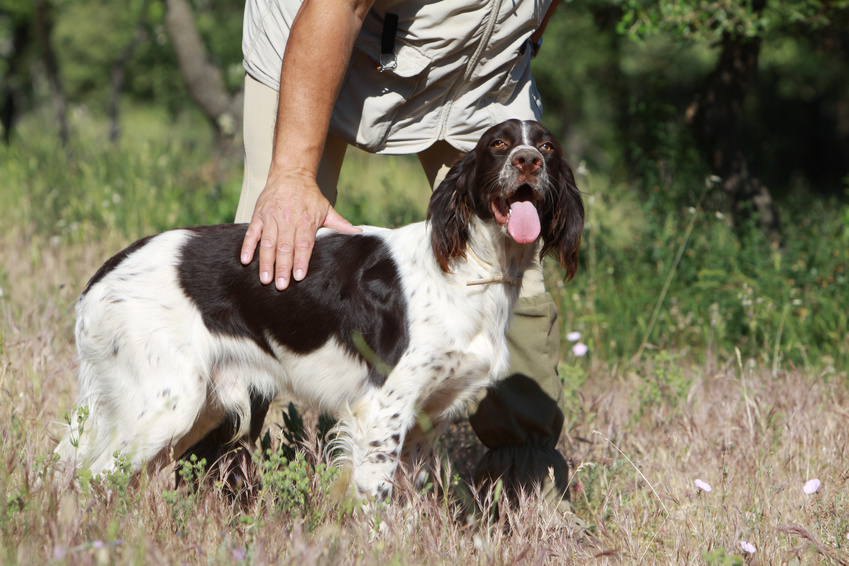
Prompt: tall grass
<box><xmin>0</xmin><ymin>228</ymin><xmax>846</xmax><ymax>563</ymax></box>
<box><xmin>548</xmin><ymin>166</ymin><xmax>849</xmax><ymax>369</ymax></box>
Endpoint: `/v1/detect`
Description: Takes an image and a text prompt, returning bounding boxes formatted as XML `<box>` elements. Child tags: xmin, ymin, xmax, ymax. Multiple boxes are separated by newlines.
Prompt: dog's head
<box><xmin>427</xmin><ymin>119</ymin><xmax>585</xmax><ymax>280</ymax></box>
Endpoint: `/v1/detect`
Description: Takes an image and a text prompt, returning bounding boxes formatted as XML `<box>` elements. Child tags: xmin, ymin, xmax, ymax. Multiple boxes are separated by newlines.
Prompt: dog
<box><xmin>55</xmin><ymin>119</ymin><xmax>584</xmax><ymax>500</ymax></box>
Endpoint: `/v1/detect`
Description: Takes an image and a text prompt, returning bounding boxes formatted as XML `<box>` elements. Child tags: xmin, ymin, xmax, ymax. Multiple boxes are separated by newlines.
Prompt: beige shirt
<box><xmin>243</xmin><ymin>0</ymin><xmax>549</xmax><ymax>154</ymax></box>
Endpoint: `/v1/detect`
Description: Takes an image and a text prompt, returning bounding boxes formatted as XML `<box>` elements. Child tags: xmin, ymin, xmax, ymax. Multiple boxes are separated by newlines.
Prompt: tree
<box><xmin>163</xmin><ymin>0</ymin><xmax>242</xmax><ymax>143</ymax></box>
<box><xmin>0</xmin><ymin>1</ymin><xmax>70</xmax><ymax>145</ymax></box>
<box><xmin>0</xmin><ymin>1</ymin><xmax>33</xmax><ymax>143</ymax></box>
<box><xmin>108</xmin><ymin>0</ymin><xmax>150</xmax><ymax>142</ymax></box>
<box><xmin>617</xmin><ymin>0</ymin><xmax>849</xmax><ymax>246</ymax></box>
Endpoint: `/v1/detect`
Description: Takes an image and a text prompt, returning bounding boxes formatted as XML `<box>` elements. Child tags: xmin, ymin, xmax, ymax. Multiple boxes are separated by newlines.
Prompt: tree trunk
<box><xmin>109</xmin><ymin>4</ymin><xmax>149</xmax><ymax>143</ymax></box>
<box><xmin>164</xmin><ymin>0</ymin><xmax>242</xmax><ymax>142</ymax></box>
<box><xmin>1</xmin><ymin>15</ymin><xmax>31</xmax><ymax>144</ymax></box>
<box><xmin>686</xmin><ymin>2</ymin><xmax>782</xmax><ymax>248</ymax></box>
<box><xmin>34</xmin><ymin>1</ymin><xmax>70</xmax><ymax>147</ymax></box>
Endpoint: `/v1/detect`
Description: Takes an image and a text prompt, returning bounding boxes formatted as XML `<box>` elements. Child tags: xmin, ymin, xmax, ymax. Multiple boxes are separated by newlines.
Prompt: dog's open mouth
<box><xmin>491</xmin><ymin>184</ymin><xmax>541</xmax><ymax>245</ymax></box>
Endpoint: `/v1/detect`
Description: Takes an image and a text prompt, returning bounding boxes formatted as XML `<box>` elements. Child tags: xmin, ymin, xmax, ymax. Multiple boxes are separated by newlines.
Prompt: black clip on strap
<box><xmin>378</xmin><ymin>13</ymin><xmax>399</xmax><ymax>72</ymax></box>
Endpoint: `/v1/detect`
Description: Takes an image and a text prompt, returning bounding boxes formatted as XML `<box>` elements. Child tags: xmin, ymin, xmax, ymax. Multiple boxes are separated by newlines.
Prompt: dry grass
<box><xmin>1</xmin><ymin>230</ymin><xmax>847</xmax><ymax>565</ymax></box>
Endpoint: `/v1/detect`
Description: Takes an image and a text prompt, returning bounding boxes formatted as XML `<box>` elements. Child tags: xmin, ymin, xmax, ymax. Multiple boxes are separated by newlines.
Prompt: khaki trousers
<box><xmin>237</xmin><ymin>75</ymin><xmax>571</xmax><ymax>508</ymax></box>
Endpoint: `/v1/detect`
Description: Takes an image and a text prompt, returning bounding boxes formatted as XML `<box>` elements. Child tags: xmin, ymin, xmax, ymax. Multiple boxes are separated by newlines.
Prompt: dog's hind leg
<box><xmin>59</xmin><ymin>358</ymin><xmax>214</xmax><ymax>477</ymax></box>
<box><xmin>174</xmin><ymin>388</ymin><xmax>271</xmax><ymax>497</ymax></box>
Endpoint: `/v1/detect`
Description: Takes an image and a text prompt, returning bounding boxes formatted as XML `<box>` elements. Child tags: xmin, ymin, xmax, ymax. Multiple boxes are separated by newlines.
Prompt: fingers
<box><xmin>259</xmin><ymin>208</ymin><xmax>315</xmax><ymax>291</ymax></box>
<box><xmin>258</xmin><ymin>214</ymin><xmax>283</xmax><ymax>287</ymax></box>
<box><xmin>323</xmin><ymin>208</ymin><xmax>363</xmax><ymax>234</ymax></box>
<box><xmin>289</xmin><ymin>220</ymin><xmax>315</xmax><ymax>286</ymax></box>
<box><xmin>241</xmin><ymin>177</ymin><xmax>352</xmax><ymax>290</ymax></box>
<box><xmin>240</xmin><ymin>220</ymin><xmax>262</xmax><ymax>266</ymax></box>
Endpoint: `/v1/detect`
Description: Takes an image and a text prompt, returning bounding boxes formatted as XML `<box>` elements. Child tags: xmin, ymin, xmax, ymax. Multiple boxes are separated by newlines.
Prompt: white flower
<box><xmin>694</xmin><ymin>479</ymin><xmax>712</xmax><ymax>492</ymax></box>
<box><xmin>803</xmin><ymin>478</ymin><xmax>821</xmax><ymax>495</ymax></box>
<box><xmin>566</xmin><ymin>331</ymin><xmax>582</xmax><ymax>342</ymax></box>
<box><xmin>740</xmin><ymin>541</ymin><xmax>756</xmax><ymax>554</ymax></box>
<box><xmin>572</xmin><ymin>342</ymin><xmax>588</xmax><ymax>357</ymax></box>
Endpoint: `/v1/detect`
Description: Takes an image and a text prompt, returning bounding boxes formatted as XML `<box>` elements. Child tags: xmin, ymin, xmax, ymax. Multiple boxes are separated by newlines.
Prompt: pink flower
<box><xmin>92</xmin><ymin>540</ymin><xmax>104</xmax><ymax>549</ymax></box>
<box><xmin>566</xmin><ymin>331</ymin><xmax>582</xmax><ymax>342</ymax></box>
<box><xmin>740</xmin><ymin>541</ymin><xmax>756</xmax><ymax>554</ymax></box>
<box><xmin>803</xmin><ymin>479</ymin><xmax>821</xmax><ymax>494</ymax></box>
<box><xmin>572</xmin><ymin>342</ymin><xmax>588</xmax><ymax>356</ymax></box>
<box><xmin>694</xmin><ymin>479</ymin><xmax>712</xmax><ymax>492</ymax></box>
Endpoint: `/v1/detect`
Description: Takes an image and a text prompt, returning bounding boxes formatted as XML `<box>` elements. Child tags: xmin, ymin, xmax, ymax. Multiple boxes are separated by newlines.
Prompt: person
<box><xmin>237</xmin><ymin>0</ymin><xmax>577</xmax><ymax>519</ymax></box>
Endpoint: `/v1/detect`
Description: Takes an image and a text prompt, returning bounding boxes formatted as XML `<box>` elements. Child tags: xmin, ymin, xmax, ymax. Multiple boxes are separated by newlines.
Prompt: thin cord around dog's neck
<box><xmin>464</xmin><ymin>245</ymin><xmax>524</xmax><ymax>287</ymax></box>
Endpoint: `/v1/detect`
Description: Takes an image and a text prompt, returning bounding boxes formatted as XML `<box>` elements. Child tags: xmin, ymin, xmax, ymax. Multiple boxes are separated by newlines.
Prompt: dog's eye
<box><xmin>491</xmin><ymin>139</ymin><xmax>507</xmax><ymax>149</ymax></box>
<box><xmin>539</xmin><ymin>142</ymin><xmax>554</xmax><ymax>152</ymax></box>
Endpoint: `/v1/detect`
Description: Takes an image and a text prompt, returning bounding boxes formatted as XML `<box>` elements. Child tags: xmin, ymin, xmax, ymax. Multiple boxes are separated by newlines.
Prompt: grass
<box><xmin>1</xmin><ymin>108</ymin><xmax>848</xmax><ymax>564</ymax></box>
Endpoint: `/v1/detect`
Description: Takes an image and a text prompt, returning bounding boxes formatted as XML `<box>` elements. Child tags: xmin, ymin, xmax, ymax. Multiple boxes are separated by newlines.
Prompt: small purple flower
<box><xmin>694</xmin><ymin>479</ymin><xmax>712</xmax><ymax>492</ymax></box>
<box><xmin>740</xmin><ymin>541</ymin><xmax>756</xmax><ymax>554</ymax></box>
<box><xmin>566</xmin><ymin>331</ymin><xmax>582</xmax><ymax>342</ymax></box>
<box><xmin>803</xmin><ymin>478</ymin><xmax>821</xmax><ymax>495</ymax></box>
<box><xmin>92</xmin><ymin>540</ymin><xmax>104</xmax><ymax>549</ymax></box>
<box><xmin>572</xmin><ymin>342</ymin><xmax>588</xmax><ymax>357</ymax></box>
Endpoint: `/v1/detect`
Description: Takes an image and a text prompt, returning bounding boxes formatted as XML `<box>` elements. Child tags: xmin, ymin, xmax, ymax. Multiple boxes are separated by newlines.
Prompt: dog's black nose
<box><xmin>511</xmin><ymin>149</ymin><xmax>542</xmax><ymax>175</ymax></box>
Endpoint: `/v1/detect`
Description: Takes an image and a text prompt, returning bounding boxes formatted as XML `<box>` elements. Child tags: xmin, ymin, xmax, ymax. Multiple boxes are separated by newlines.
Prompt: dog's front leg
<box><xmin>340</xmin><ymin>387</ymin><xmax>417</xmax><ymax>501</ymax></box>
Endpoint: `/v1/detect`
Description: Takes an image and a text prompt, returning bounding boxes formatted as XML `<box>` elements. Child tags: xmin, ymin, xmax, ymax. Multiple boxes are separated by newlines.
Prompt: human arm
<box><xmin>530</xmin><ymin>0</ymin><xmax>561</xmax><ymax>45</ymax></box>
<box><xmin>240</xmin><ymin>0</ymin><xmax>375</xmax><ymax>290</ymax></box>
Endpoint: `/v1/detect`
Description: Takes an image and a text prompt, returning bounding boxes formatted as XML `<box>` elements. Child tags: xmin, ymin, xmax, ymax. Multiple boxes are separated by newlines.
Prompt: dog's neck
<box><xmin>463</xmin><ymin>219</ymin><xmax>537</xmax><ymax>287</ymax></box>
<box><xmin>464</xmin><ymin>246</ymin><xmax>523</xmax><ymax>286</ymax></box>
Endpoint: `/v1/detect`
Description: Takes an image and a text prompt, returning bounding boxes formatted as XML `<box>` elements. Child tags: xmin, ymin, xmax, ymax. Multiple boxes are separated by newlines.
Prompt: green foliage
<box><xmin>702</xmin><ymin>547</ymin><xmax>744</xmax><ymax>566</ymax></box>
<box><xmin>191</xmin><ymin>0</ymin><xmax>245</xmax><ymax>91</ymax></box>
<box><xmin>569</xmin><ymin>457</ymin><xmax>631</xmax><ymax>520</ymax></box>
<box><xmin>335</xmin><ymin>149</ymin><xmax>431</xmax><ymax>228</ymax></box>
<box><xmin>532</xmin><ymin>5</ymin><xmax>626</xmax><ymax>170</ymax></box>
<box><xmin>53</xmin><ymin>0</ymin><xmax>146</xmax><ymax>105</ymax></box>
<box><xmin>163</xmin><ymin>455</ymin><xmax>207</xmax><ymax>534</ymax></box>
<box><xmin>62</xmin><ymin>405</ymin><xmax>90</xmax><ymax>449</ymax></box>
<box><xmin>46</xmin><ymin>0</ymin><xmax>243</xmax><ymax>110</ymax></box>
<box><xmin>248</xmin><ymin>403</ymin><xmax>339</xmax><ymax>530</ymax></box>
<box><xmin>253</xmin><ymin>449</ymin><xmax>338</xmax><ymax>531</ymax></box>
<box><xmin>3</xmin><ymin>488</ymin><xmax>26</xmax><ymax>526</ymax></box>
<box><xmin>551</xmin><ymin>164</ymin><xmax>849</xmax><ymax>367</ymax></box>
<box><xmin>618</xmin><ymin>0</ymin><xmax>849</xmax><ymax>43</ymax></box>
<box><xmin>103</xmin><ymin>452</ymin><xmax>136</xmax><ymax>514</ymax></box>
<box><xmin>636</xmin><ymin>351</ymin><xmax>693</xmax><ymax>421</ymax></box>
<box><xmin>0</xmin><ymin>107</ymin><xmax>241</xmax><ymax>243</ymax></box>
<box><xmin>618</xmin><ymin>0</ymin><xmax>770</xmax><ymax>42</ymax></box>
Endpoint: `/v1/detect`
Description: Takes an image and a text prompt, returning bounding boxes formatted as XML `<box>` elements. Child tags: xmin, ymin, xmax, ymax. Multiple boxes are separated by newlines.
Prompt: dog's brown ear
<box><xmin>540</xmin><ymin>158</ymin><xmax>584</xmax><ymax>281</ymax></box>
<box><xmin>427</xmin><ymin>152</ymin><xmax>476</xmax><ymax>273</ymax></box>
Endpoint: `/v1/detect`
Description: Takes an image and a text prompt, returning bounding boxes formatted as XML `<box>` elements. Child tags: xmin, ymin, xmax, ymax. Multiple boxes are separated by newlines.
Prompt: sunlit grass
<box><xmin>0</xmin><ymin>230</ymin><xmax>846</xmax><ymax>563</ymax></box>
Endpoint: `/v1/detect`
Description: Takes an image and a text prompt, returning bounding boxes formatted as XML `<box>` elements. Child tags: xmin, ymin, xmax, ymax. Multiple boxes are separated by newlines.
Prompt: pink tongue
<box><xmin>507</xmin><ymin>200</ymin><xmax>541</xmax><ymax>244</ymax></box>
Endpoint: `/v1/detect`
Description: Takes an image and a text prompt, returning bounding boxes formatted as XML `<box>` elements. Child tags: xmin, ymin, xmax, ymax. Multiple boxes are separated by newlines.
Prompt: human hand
<box><xmin>239</xmin><ymin>170</ymin><xmax>360</xmax><ymax>290</ymax></box>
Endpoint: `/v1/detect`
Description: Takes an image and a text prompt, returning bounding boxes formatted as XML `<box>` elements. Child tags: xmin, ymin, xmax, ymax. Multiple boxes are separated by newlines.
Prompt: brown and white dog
<box><xmin>56</xmin><ymin>119</ymin><xmax>584</xmax><ymax>500</ymax></box>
